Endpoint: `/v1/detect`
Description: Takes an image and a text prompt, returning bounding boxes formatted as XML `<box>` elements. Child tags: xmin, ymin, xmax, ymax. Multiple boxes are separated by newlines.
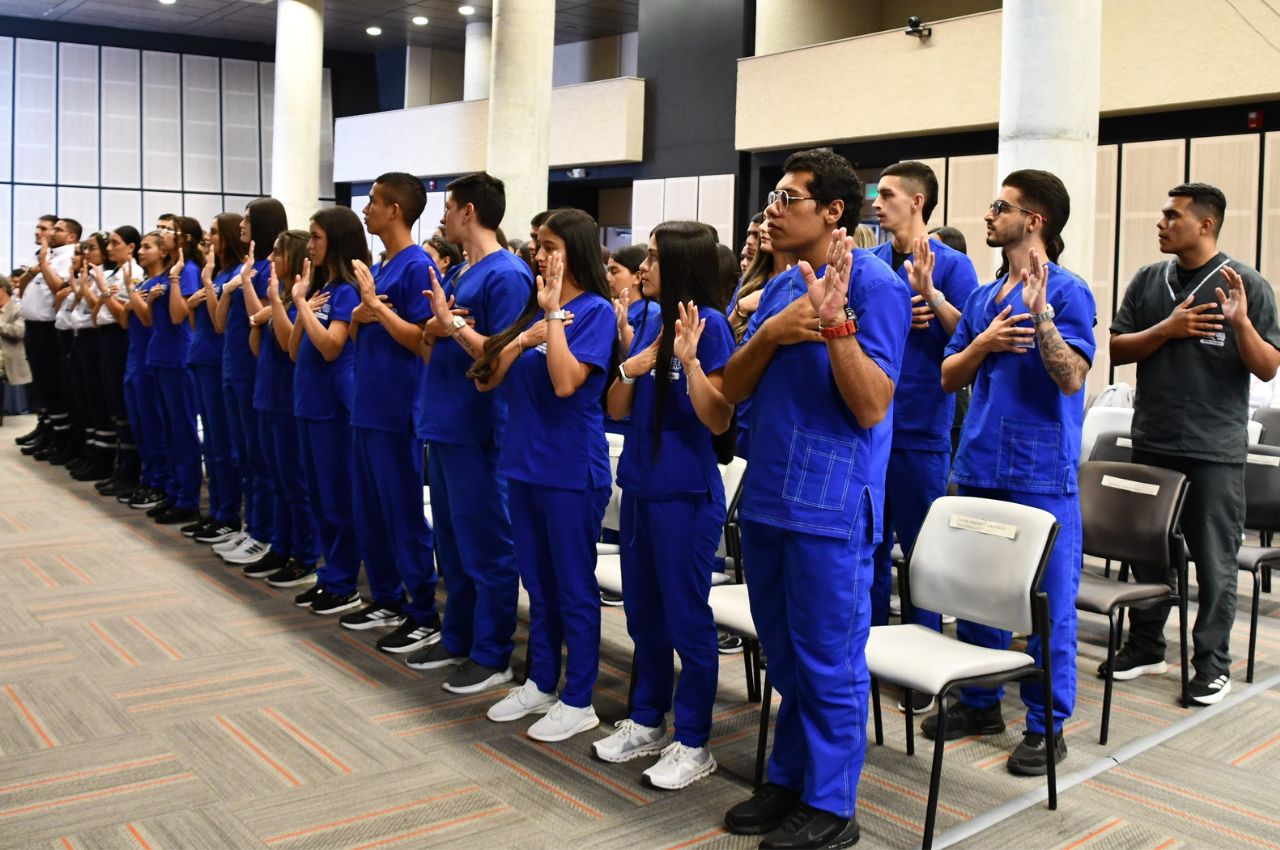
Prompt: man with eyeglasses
<box><xmin>721</xmin><ymin>149</ymin><xmax>910</xmax><ymax>848</ymax></box>
<box><xmin>933</xmin><ymin>169</ymin><xmax>1096</xmax><ymax>777</ymax></box>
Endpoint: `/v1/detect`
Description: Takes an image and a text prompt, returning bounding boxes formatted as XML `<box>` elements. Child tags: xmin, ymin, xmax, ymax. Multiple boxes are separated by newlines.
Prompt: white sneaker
<box><xmin>222</xmin><ymin>539</ymin><xmax>270</xmax><ymax>565</ymax></box>
<box><xmin>889</xmin><ymin>595</ymin><xmax>901</xmax><ymax>617</ymax></box>
<box><xmin>487</xmin><ymin>679</ymin><xmax>558</xmax><ymax>723</ymax></box>
<box><xmin>941</xmin><ymin>614</ymin><xmax>956</xmax><ymax>625</ymax></box>
<box><xmin>592</xmin><ymin>719</ymin><xmax>669</xmax><ymax>763</ymax></box>
<box><xmin>212</xmin><ymin>530</ymin><xmax>247</xmax><ymax>554</ymax></box>
<box><xmin>642</xmin><ymin>742</ymin><xmax>717</xmax><ymax>790</ymax></box>
<box><xmin>526</xmin><ymin>701</ymin><xmax>599</xmax><ymax>742</ymax></box>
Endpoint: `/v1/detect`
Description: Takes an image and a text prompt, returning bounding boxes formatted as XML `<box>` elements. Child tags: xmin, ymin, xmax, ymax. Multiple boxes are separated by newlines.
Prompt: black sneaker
<box><xmin>1189</xmin><ymin>673</ymin><xmax>1232</xmax><ymax>706</ymax></box>
<box><xmin>130</xmin><ymin>489</ymin><xmax>165</xmax><ymax>510</ymax></box>
<box><xmin>896</xmin><ymin>690</ymin><xmax>936</xmax><ymax>714</ymax></box>
<box><xmin>339</xmin><ymin>602</ymin><xmax>406</xmax><ymax>631</ymax></box>
<box><xmin>243</xmin><ymin>551</ymin><xmax>289</xmax><ymax>579</ymax></box>
<box><xmin>1099</xmin><ymin>646</ymin><xmax>1169</xmax><ymax>681</ymax></box>
<box><xmin>16</xmin><ymin>425</ymin><xmax>42</xmax><ymax>445</ymax></box>
<box><xmin>266</xmin><ymin>560</ymin><xmax>317</xmax><ymax>588</ymax></box>
<box><xmin>194</xmin><ymin>522</ymin><xmax>239</xmax><ymax>544</ymax></box>
<box><xmin>376</xmin><ymin>619</ymin><xmax>441</xmax><ymax>654</ymax></box>
<box><xmin>405</xmin><ymin>641</ymin><xmax>466</xmax><ymax>671</ymax></box>
<box><xmin>724</xmin><ymin>782</ymin><xmax>802</xmax><ymax>836</ymax></box>
<box><xmin>311</xmin><ymin>590</ymin><xmax>363</xmax><ymax>616</ymax></box>
<box><xmin>600</xmin><ymin>591</ymin><xmax>624</xmax><ymax>607</ymax></box>
<box><xmin>155</xmin><ymin>506</ymin><xmax>199</xmax><ymax>525</ymax></box>
<box><xmin>118</xmin><ymin>486</ymin><xmax>144</xmax><ymax>504</ymax></box>
<box><xmin>97</xmin><ymin>478</ymin><xmax>134</xmax><ymax>496</ymax></box>
<box><xmin>181</xmin><ymin>516</ymin><xmax>212</xmax><ymax>537</ymax></box>
<box><xmin>1007</xmin><ymin>730</ymin><xmax>1067</xmax><ymax>776</ymax></box>
<box><xmin>294</xmin><ymin>585</ymin><xmax>325</xmax><ymax>608</ymax></box>
<box><xmin>760</xmin><ymin>804</ymin><xmax>859</xmax><ymax>850</ymax></box>
<box><xmin>442</xmin><ymin>660</ymin><xmax>514</xmax><ymax>694</ymax></box>
<box><xmin>145</xmin><ymin>498</ymin><xmax>175</xmax><ymax>518</ymax></box>
<box><xmin>718</xmin><ymin>632</ymin><xmax>745</xmax><ymax>655</ymax></box>
<box><xmin>921</xmin><ymin>700</ymin><xmax>1005</xmax><ymax>741</ymax></box>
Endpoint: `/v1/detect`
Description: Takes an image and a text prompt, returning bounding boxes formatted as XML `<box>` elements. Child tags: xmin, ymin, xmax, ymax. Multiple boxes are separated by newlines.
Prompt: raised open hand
<box><xmin>903</xmin><ymin>235</ymin><xmax>937</xmax><ymax>298</ymax></box>
<box><xmin>237</xmin><ymin>242</ymin><xmax>257</xmax><ymax>291</ymax></box>
<box><xmin>536</xmin><ymin>251</ymin><xmax>565</xmax><ymax>313</ymax></box>
<box><xmin>1019</xmin><ymin>247</ymin><xmax>1049</xmax><ymax>315</ymax></box>
<box><xmin>802</xmin><ymin>228</ymin><xmax>854</xmax><ymax>326</ymax></box>
<box><xmin>1216</xmin><ymin>266</ymin><xmax>1250</xmax><ymax>329</ymax></box>
<box><xmin>673</xmin><ymin>301</ymin><xmax>705</xmax><ymax>367</ymax></box>
<box><xmin>169</xmin><ymin>248</ymin><xmax>185</xmax><ymax>283</ymax></box>
<box><xmin>291</xmin><ymin>259</ymin><xmax>312</xmax><ymax>306</ymax></box>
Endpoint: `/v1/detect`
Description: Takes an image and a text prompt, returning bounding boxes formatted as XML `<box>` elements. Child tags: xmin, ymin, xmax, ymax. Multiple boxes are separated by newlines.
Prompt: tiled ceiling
<box><xmin>0</xmin><ymin>0</ymin><xmax>639</xmax><ymax>53</ymax></box>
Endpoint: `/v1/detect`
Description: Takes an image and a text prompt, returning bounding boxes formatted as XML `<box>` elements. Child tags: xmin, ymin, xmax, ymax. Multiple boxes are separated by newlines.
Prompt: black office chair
<box><xmin>1252</xmin><ymin>408</ymin><xmax>1280</xmax><ymax>447</ymax></box>
<box><xmin>1088</xmin><ymin>430</ymin><xmax>1133</xmax><ymax>463</ymax></box>
<box><xmin>1237</xmin><ymin>444</ymin><xmax>1280</xmax><ymax>682</ymax></box>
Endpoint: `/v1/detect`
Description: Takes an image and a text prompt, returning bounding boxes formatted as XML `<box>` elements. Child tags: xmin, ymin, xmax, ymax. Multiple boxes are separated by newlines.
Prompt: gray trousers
<box><xmin>1129</xmin><ymin>449</ymin><xmax>1244</xmax><ymax>679</ymax></box>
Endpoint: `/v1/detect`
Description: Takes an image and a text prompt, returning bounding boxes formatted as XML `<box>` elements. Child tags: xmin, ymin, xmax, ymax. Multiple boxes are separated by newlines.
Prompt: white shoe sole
<box><xmin>212</xmin><ymin>537</ymin><xmax>246</xmax><ymax>553</ymax></box>
<box><xmin>1190</xmin><ymin>679</ymin><xmax>1231</xmax><ymax>705</ymax></box>
<box><xmin>527</xmin><ymin>712</ymin><xmax>600</xmax><ymax>742</ymax></box>
<box><xmin>267</xmin><ymin>573</ymin><xmax>317</xmax><ymax>588</ymax></box>
<box><xmin>592</xmin><ymin>736</ymin><xmax>670</xmax><ymax>764</ymax></box>
<box><xmin>442</xmin><ymin>668</ymin><xmax>515</xmax><ymax>695</ymax></box>
<box><xmin>223</xmin><ymin>549</ymin><xmax>269</xmax><ymax>566</ymax></box>
<box><xmin>896</xmin><ymin>697</ymin><xmax>936</xmax><ymax>714</ymax></box>
<box><xmin>1110</xmin><ymin>660</ymin><xmax>1168</xmax><ymax>681</ymax></box>
<box><xmin>311</xmin><ymin>598</ymin><xmax>363</xmax><ymax>616</ymax></box>
<box><xmin>197</xmin><ymin>531</ymin><xmax>239</xmax><ymax>544</ymax></box>
<box><xmin>379</xmin><ymin>632</ymin><xmax>441</xmax><ymax>654</ymax></box>
<box><xmin>340</xmin><ymin>616</ymin><xmax>406</xmax><ymax>631</ymax></box>
<box><xmin>644</xmin><ymin>754</ymin><xmax>718</xmax><ymax>790</ymax></box>
<box><xmin>406</xmin><ymin>654</ymin><xmax>466</xmax><ymax>671</ymax></box>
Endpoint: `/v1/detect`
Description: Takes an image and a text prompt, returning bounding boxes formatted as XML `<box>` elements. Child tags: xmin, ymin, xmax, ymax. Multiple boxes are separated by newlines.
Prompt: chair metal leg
<box><xmin>1249</xmin><ymin>570</ymin><xmax>1260</xmax><ymax>683</ymax></box>
<box><xmin>1100</xmin><ymin>612</ymin><xmax>1118</xmax><ymax>746</ymax></box>
<box><xmin>904</xmin><ymin>688</ymin><xmax>916</xmax><ymax>758</ymax></box>
<box><xmin>1264</xmin><ymin>563</ymin><xmax>1272</xmax><ymax>594</ymax></box>
<box><xmin>755</xmin><ymin>673</ymin><xmax>772</xmax><ymax>788</ymax></box>
<box><xmin>871</xmin><ymin>677</ymin><xmax>884</xmax><ymax>746</ymax></box>
<box><xmin>1178</xmin><ymin>584</ymin><xmax>1190</xmax><ymax>707</ymax></box>
<box><xmin>922</xmin><ymin>700</ymin><xmax>948</xmax><ymax>850</ymax></box>
<box><xmin>743</xmin><ymin>639</ymin><xmax>760</xmax><ymax>703</ymax></box>
<box><xmin>1103</xmin><ymin>558</ymin><xmax>1111</xmax><ymax>579</ymax></box>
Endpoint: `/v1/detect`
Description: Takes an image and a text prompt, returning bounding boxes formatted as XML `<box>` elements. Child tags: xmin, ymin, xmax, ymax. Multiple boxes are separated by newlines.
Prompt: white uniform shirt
<box><xmin>95</xmin><ymin>262</ymin><xmax>143</xmax><ymax>327</ymax></box>
<box><xmin>21</xmin><ymin>244</ymin><xmax>75</xmax><ymax>322</ymax></box>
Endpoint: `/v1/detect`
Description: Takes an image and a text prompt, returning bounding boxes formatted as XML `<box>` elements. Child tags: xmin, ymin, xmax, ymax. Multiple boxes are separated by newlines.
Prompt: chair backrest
<box><xmin>1244</xmin><ymin>444</ymin><xmax>1280</xmax><ymax>532</ymax></box>
<box><xmin>1248</xmin><ymin>419</ymin><xmax>1265</xmax><ymax>445</ymax></box>
<box><xmin>1088</xmin><ymin>430</ymin><xmax>1134</xmax><ymax>463</ymax></box>
<box><xmin>907</xmin><ymin>496</ymin><xmax>1059</xmax><ymax>634</ymax></box>
<box><xmin>1078</xmin><ymin>461</ymin><xmax>1187</xmax><ymax>566</ymax></box>
<box><xmin>1080</xmin><ymin>406</ymin><xmax>1134</xmax><ymax>467</ymax></box>
<box><xmin>1253</xmin><ymin>407</ymin><xmax>1280</xmax><ymax>447</ymax></box>
<box><xmin>720</xmin><ymin>456</ymin><xmax>748</xmax><ymax>521</ymax></box>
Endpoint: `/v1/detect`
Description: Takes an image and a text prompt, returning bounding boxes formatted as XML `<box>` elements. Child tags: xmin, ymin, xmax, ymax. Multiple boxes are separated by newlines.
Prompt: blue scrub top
<box><xmin>870</xmin><ymin>239</ymin><xmax>980</xmax><ymax>452</ymax></box>
<box><xmin>253</xmin><ymin>303</ymin><xmax>298</xmax><ymax>415</ymax></box>
<box><xmin>125</xmin><ymin>276</ymin><xmax>162</xmax><ymax>379</ymax></box>
<box><xmin>628</xmin><ymin>299</ymin><xmax>662</xmax><ymax>349</ymax></box>
<box><xmin>223</xmin><ymin>259</ymin><xmax>272</xmax><ymax>385</ymax></box>
<box><xmin>187</xmin><ymin>267</ymin><xmax>235</xmax><ymax>367</ymax></box>
<box><xmin>738</xmin><ymin>251</ymin><xmax>911</xmax><ymax>540</ymax></box>
<box><xmin>616</xmin><ymin>306</ymin><xmax>734</xmax><ymax>499</ymax></box>
<box><xmin>352</xmin><ymin>245</ymin><xmax>437</xmax><ymax>434</ymax></box>
<box><xmin>945</xmin><ymin>262</ymin><xmax>1097</xmax><ymax>495</ymax></box>
<box><xmin>497</xmin><ymin>290</ymin><xmax>614</xmax><ymax>491</ymax></box>
<box><xmin>145</xmin><ymin>261</ymin><xmax>198</xmax><ymax>369</ymax></box>
<box><xmin>295</xmin><ymin>281</ymin><xmax>359</xmax><ymax>421</ymax></box>
<box><xmin>417</xmin><ymin>249</ymin><xmax>533</xmax><ymax>447</ymax></box>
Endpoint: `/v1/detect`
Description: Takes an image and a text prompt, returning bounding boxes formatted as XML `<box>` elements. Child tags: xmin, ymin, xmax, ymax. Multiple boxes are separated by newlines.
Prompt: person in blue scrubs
<box><xmin>868</xmin><ymin>162</ymin><xmax>981</xmax><ymax>707</ymax></box>
<box><xmin>598</xmin><ymin>221</ymin><xmax>735</xmax><ymax>790</ymax></box>
<box><xmin>934</xmin><ymin>169</ymin><xmax>1096</xmax><ymax>777</ymax></box>
<box><xmin>147</xmin><ymin>215</ymin><xmax>203</xmax><ymax>526</ymax></box>
<box><xmin>246</xmin><ymin>230</ymin><xmax>321</xmax><ymax>588</ymax></box>
<box><xmin>412</xmin><ymin>172</ymin><xmax>532</xmax><ymax>694</ymax></box>
<box><xmin>344</xmin><ymin>172</ymin><xmax>440</xmax><ymax>656</ymax></box>
<box><xmin>608</xmin><ymin>245</ymin><xmax>661</xmax><ymax>362</ymax></box>
<box><xmin>121</xmin><ymin>232</ymin><xmax>171</xmax><ymax>510</ymax></box>
<box><xmin>212</xmin><ymin>199</ymin><xmax>288</xmax><ymax>567</ymax></box>
<box><xmin>288</xmin><ymin>207</ymin><xmax>369</xmax><ymax>617</ymax></box>
<box><xmin>471</xmin><ymin>208</ymin><xmax>615</xmax><ymax>743</ymax></box>
<box><xmin>184</xmin><ymin>213</ymin><xmax>244</xmax><ymax>544</ymax></box>
<box><xmin>720</xmin><ymin>149</ymin><xmax>911</xmax><ymax>849</ymax></box>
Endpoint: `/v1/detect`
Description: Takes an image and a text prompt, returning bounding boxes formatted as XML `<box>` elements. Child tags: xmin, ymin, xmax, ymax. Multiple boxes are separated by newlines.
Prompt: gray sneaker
<box><xmin>442</xmin><ymin>660</ymin><xmax>514</xmax><ymax>694</ymax></box>
<box><xmin>405</xmin><ymin>641</ymin><xmax>467</xmax><ymax>671</ymax></box>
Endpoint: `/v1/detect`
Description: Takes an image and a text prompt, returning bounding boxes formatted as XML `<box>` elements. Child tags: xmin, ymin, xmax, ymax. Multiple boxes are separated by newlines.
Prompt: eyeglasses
<box><xmin>767</xmin><ymin>191</ymin><xmax>821</xmax><ymax>210</ymax></box>
<box><xmin>989</xmin><ymin>200</ymin><xmax>1045</xmax><ymax>221</ymax></box>
<box><xmin>157</xmin><ymin>226</ymin><xmax>176</xmax><ymax>234</ymax></box>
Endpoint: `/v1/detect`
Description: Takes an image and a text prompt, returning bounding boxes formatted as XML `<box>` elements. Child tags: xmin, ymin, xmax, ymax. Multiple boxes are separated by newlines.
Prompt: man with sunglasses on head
<box><xmin>721</xmin><ymin>149</ymin><xmax>910</xmax><ymax>849</ymax></box>
<box><xmin>1109</xmin><ymin>183</ymin><xmax>1280</xmax><ymax>706</ymax></box>
<box><xmin>933</xmin><ymin>170</ymin><xmax>1096</xmax><ymax>776</ymax></box>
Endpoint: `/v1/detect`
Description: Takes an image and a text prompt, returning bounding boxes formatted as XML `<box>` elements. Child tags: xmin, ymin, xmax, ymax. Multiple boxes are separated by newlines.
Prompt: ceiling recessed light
<box><xmin>459</xmin><ymin>5</ymin><xmax>476</xmax><ymax>15</ymax></box>
<box><xmin>412</xmin><ymin>15</ymin><xmax>428</xmax><ymax>25</ymax></box>
<box><xmin>366</xmin><ymin>26</ymin><xmax>382</xmax><ymax>35</ymax></box>
<box><xmin>158</xmin><ymin>0</ymin><xmax>176</xmax><ymax>5</ymax></box>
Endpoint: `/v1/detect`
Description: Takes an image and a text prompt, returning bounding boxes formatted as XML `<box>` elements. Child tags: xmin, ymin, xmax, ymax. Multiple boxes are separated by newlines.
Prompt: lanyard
<box><xmin>1165</xmin><ymin>259</ymin><xmax>1229</xmax><ymax>302</ymax></box>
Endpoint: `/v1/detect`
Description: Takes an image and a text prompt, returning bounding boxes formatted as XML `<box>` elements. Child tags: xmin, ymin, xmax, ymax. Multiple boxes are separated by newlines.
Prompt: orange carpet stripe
<box><xmin>1078</xmin><ymin>679</ymin><xmax>1190</xmax><ymax>711</ymax></box>
<box><xmin>38</xmin><ymin>599</ymin><xmax>185</xmax><ymax>622</ymax></box>
<box><xmin>860</xmin><ymin>771</ymin><xmax>970</xmax><ymax>819</ymax></box>
<box><xmin>19</xmin><ymin>558</ymin><xmax>58</xmax><ymax>589</ymax></box>
<box><xmin>473</xmin><ymin>743</ymin><xmax>603</xmax><ymax>819</ymax></box>
<box><xmin>28</xmin><ymin>589</ymin><xmax>181</xmax><ymax>612</ymax></box>
<box><xmin>0</xmin><ymin>654</ymin><xmax>77</xmax><ymax>672</ymax></box>
<box><xmin>5</xmin><ymin>684</ymin><xmax>56</xmax><ymax>748</ymax></box>
<box><xmin>0</xmin><ymin>510</ymin><xmax>28</xmax><ymax>532</ymax></box>
<box><xmin>60</xmin><ymin>837</ymin><xmax>75</xmax><ymax>850</ymax></box>
<box><xmin>1232</xmin><ymin>731</ymin><xmax>1280</xmax><ymax>766</ymax></box>
<box><xmin>531</xmin><ymin>741</ymin><xmax>649</xmax><ymax>804</ymax></box>
<box><xmin>0</xmin><ymin>772</ymin><xmax>196</xmax><ymax>819</ymax></box>
<box><xmin>1152</xmin><ymin>839</ymin><xmax>1179</xmax><ymax>850</ymax></box>
<box><xmin>1060</xmin><ymin>818</ymin><xmax>1123</xmax><ymax>850</ymax></box>
<box><xmin>1111</xmin><ymin>768</ymin><xmax>1280</xmax><ymax>827</ymax></box>
<box><xmin>126</xmin><ymin>823</ymin><xmax>153</xmax><ymax>850</ymax></box>
<box><xmin>300</xmin><ymin>640</ymin><xmax>381</xmax><ymax>688</ymax></box>
<box><xmin>0</xmin><ymin>754</ymin><xmax>177</xmax><ymax>795</ymax></box>
<box><xmin>663</xmin><ymin>827</ymin><xmax>728</xmax><ymax>850</ymax></box>
<box><xmin>859</xmin><ymin>799</ymin><xmax>925</xmax><ymax>833</ymax></box>
<box><xmin>216</xmin><ymin>715</ymin><xmax>302</xmax><ymax>788</ymax></box>
<box><xmin>113</xmin><ymin>665</ymin><xmax>295</xmax><ymax>699</ymax></box>
<box><xmin>337</xmin><ymin>634</ymin><xmax>418</xmax><ymax>678</ymax></box>
<box><xmin>399</xmin><ymin>715</ymin><xmax>484</xmax><ymax>737</ymax></box>
<box><xmin>125</xmin><ymin>617</ymin><xmax>181</xmax><ymax>661</ymax></box>
<box><xmin>127</xmin><ymin>677</ymin><xmax>313</xmax><ymax>713</ymax></box>
<box><xmin>88</xmin><ymin>622</ymin><xmax>139</xmax><ymax>667</ymax></box>
<box><xmin>54</xmin><ymin>555</ymin><xmax>92</xmax><ymax>584</ymax></box>
<box><xmin>1077</xmin><ymin>693</ymin><xmax>1170</xmax><ymax>722</ymax></box>
<box><xmin>0</xmin><ymin>641</ymin><xmax>63</xmax><ymax>658</ymax></box>
<box><xmin>347</xmin><ymin>805</ymin><xmax>511</xmax><ymax>850</ymax></box>
<box><xmin>262</xmin><ymin>707</ymin><xmax>352</xmax><ymax>775</ymax></box>
<box><xmin>1087</xmin><ymin>781</ymin><xmax>1280</xmax><ymax>849</ymax></box>
<box><xmin>263</xmin><ymin>785</ymin><xmax>482</xmax><ymax>844</ymax></box>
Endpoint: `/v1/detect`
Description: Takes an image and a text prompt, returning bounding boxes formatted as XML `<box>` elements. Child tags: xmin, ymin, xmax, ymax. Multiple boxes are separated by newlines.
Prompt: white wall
<box><xmin>631</xmin><ymin>174</ymin><xmax>736</xmax><ymax>249</ymax></box>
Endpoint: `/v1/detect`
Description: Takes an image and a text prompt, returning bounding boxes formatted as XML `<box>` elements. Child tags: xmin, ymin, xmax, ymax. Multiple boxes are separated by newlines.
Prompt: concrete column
<box><xmin>270</xmin><ymin>0</ymin><xmax>324</xmax><ymax>229</ymax></box>
<box><xmin>487</xmin><ymin>0</ymin><xmax>554</xmax><ymax>234</ymax></box>
<box><xmin>996</xmin><ymin>0</ymin><xmax>1101</xmax><ymax>278</ymax></box>
<box><xmin>464</xmin><ymin>22</ymin><xmax>492</xmax><ymax>101</ymax></box>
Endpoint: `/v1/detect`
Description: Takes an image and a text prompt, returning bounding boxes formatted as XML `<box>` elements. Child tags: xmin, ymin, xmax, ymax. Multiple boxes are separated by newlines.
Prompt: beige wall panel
<box><xmin>430</xmin><ymin>49</ymin><xmax>464</xmax><ymax>105</ymax></box>
<box><xmin>754</xmin><ymin>0</ymin><xmax>879</xmax><ymax>55</ymax></box>
<box><xmin>1262</xmin><ymin>132</ymin><xmax>1280</xmax><ymax>296</ymax></box>
<box><xmin>1190</xmin><ymin>134</ymin><xmax>1260</xmax><ymax>267</ymax></box>
<box><xmin>945</xmin><ymin>153</ymin><xmax>1000</xmax><ymax>279</ymax></box>
<box><xmin>1091</xmin><ymin>145</ymin><xmax>1119</xmax><ymax>388</ymax></box>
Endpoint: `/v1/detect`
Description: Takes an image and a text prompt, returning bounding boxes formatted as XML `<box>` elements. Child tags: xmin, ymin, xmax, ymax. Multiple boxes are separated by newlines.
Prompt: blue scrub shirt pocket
<box><xmin>996</xmin><ymin>418</ymin><xmax>1062</xmax><ymax>491</ymax></box>
<box><xmin>781</xmin><ymin>426</ymin><xmax>857</xmax><ymax>512</ymax></box>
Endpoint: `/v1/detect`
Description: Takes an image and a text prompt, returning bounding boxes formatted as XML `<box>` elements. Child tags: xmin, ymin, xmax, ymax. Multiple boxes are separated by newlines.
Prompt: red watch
<box><xmin>820</xmin><ymin>306</ymin><xmax>859</xmax><ymax>339</ymax></box>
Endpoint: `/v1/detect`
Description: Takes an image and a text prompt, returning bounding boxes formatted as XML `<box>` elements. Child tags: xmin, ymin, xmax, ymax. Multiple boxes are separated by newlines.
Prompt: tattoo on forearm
<box><xmin>1037</xmin><ymin>323</ymin><xmax>1087</xmax><ymax>392</ymax></box>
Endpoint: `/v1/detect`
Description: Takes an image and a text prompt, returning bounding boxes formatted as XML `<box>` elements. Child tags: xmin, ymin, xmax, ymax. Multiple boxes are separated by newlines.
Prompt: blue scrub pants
<box><xmin>740</xmin><ymin>499</ymin><xmax>873</xmax><ymax>819</ymax></box>
<box><xmin>871</xmin><ymin>447</ymin><xmax>949</xmax><ymax>629</ymax></box>
<box><xmin>621</xmin><ymin>490</ymin><xmax>724</xmax><ymax>747</ymax></box>
<box><xmin>257</xmin><ymin>410</ymin><xmax>320</xmax><ymax>564</ymax></box>
<box><xmin>351</xmin><ymin>427</ymin><xmax>437</xmax><ymax>623</ymax></box>
<box><xmin>954</xmin><ymin>485</ymin><xmax>1082</xmax><ymax>736</ymax></box>
<box><xmin>124</xmin><ymin>370</ymin><xmax>168</xmax><ymax>491</ymax></box>
<box><xmin>300</xmin><ymin>413</ymin><xmax>361</xmax><ymax>596</ymax></box>
<box><xmin>225</xmin><ymin>379</ymin><xmax>273</xmax><ymax>541</ymax></box>
<box><xmin>153</xmin><ymin>366</ymin><xmax>201</xmax><ymax>511</ymax></box>
<box><xmin>508</xmin><ymin>479</ymin><xmax>609</xmax><ymax>708</ymax></box>
<box><xmin>191</xmin><ymin>363</ymin><xmax>238</xmax><ymax>524</ymax></box>
<box><xmin>429</xmin><ymin>441</ymin><xmax>519</xmax><ymax>670</ymax></box>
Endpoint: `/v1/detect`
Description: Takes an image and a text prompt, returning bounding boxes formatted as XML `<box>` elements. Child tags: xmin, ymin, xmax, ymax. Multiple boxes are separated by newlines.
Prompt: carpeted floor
<box><xmin>1</xmin><ymin>412</ymin><xmax>1277</xmax><ymax>850</ymax></box>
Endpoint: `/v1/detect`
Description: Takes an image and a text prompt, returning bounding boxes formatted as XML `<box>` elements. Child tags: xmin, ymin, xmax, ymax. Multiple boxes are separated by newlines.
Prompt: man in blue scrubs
<box><xmin>869</xmin><ymin>162</ymin><xmax>980</xmax><ymax>713</ymax></box>
<box><xmin>934</xmin><ymin>169</ymin><xmax>1096</xmax><ymax>776</ymax></box>
<box><xmin>410</xmin><ymin>172</ymin><xmax>533</xmax><ymax>694</ymax></box>
<box><xmin>721</xmin><ymin>149</ymin><xmax>911</xmax><ymax>849</ymax></box>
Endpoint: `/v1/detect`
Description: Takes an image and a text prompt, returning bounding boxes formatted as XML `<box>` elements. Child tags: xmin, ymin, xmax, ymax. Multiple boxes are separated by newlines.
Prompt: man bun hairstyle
<box><xmin>1001</xmin><ymin>169</ymin><xmax>1071</xmax><ymax>265</ymax></box>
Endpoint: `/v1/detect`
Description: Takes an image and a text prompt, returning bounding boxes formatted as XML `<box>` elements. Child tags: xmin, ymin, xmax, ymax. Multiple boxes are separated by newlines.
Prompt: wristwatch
<box><xmin>617</xmin><ymin>363</ymin><xmax>636</xmax><ymax>385</ymax></box>
<box><xmin>447</xmin><ymin>314</ymin><xmax>467</xmax><ymax>336</ymax></box>
<box><xmin>820</xmin><ymin>306</ymin><xmax>859</xmax><ymax>339</ymax></box>
<box><xmin>1031</xmin><ymin>304</ymin><xmax>1056</xmax><ymax>324</ymax></box>
<box><xmin>926</xmin><ymin>291</ymin><xmax>947</xmax><ymax>309</ymax></box>
<box><xmin>547</xmin><ymin>309</ymin><xmax>568</xmax><ymax>322</ymax></box>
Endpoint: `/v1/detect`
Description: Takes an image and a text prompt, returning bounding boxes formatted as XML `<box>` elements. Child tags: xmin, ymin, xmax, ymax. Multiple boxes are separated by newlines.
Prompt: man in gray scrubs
<box><xmin>1109</xmin><ymin>182</ymin><xmax>1280</xmax><ymax>705</ymax></box>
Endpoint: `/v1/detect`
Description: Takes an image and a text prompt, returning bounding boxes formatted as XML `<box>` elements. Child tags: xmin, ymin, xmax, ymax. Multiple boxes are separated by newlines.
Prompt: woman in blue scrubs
<box><xmin>121</xmin><ymin>232</ymin><xmax>171</xmax><ymax>510</ymax></box>
<box><xmin>470</xmin><ymin>208</ymin><xmax>616</xmax><ymax>743</ymax></box>
<box><xmin>597</xmin><ymin>221</ymin><xmax>734</xmax><ymax>790</ymax></box>
<box><xmin>607</xmin><ymin>244</ymin><xmax>660</xmax><ymax>358</ymax></box>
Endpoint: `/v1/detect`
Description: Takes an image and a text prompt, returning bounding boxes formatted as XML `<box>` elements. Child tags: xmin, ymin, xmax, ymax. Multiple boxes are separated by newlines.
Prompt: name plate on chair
<box><xmin>1101</xmin><ymin>475</ymin><xmax>1159</xmax><ymax>496</ymax></box>
<box><xmin>1247</xmin><ymin>453</ymin><xmax>1280</xmax><ymax>467</ymax></box>
<box><xmin>949</xmin><ymin>515</ymin><xmax>1018</xmax><ymax>539</ymax></box>
<box><xmin>1116</xmin><ymin>437</ymin><xmax>1133</xmax><ymax>448</ymax></box>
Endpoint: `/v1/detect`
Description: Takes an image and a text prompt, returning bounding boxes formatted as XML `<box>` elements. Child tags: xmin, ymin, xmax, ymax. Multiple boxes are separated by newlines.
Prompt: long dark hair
<box><xmin>113</xmin><ymin>225</ymin><xmax>142</xmax><ymax>263</ymax></box>
<box><xmin>310</xmin><ymin>207</ymin><xmax>371</xmax><ymax>298</ymax></box>
<box><xmin>273</xmin><ymin>230</ymin><xmax>309</xmax><ymax>309</ymax></box>
<box><xmin>995</xmin><ymin>169</ymin><xmax>1070</xmax><ymax>279</ymax></box>
<box><xmin>213</xmin><ymin>212</ymin><xmax>246</xmax><ymax>273</ymax></box>
<box><xmin>172</xmin><ymin>215</ymin><xmax>206</xmax><ymax>271</ymax></box>
<box><xmin>649</xmin><ymin>221</ymin><xmax>734</xmax><ymax>463</ymax></box>
<box><xmin>246</xmin><ymin>197</ymin><xmax>288</xmax><ymax>262</ymax></box>
<box><xmin>84</xmin><ymin>230</ymin><xmax>113</xmax><ymax>271</ymax></box>
<box><xmin>470</xmin><ymin>208</ymin><xmax>612</xmax><ymax>385</ymax></box>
